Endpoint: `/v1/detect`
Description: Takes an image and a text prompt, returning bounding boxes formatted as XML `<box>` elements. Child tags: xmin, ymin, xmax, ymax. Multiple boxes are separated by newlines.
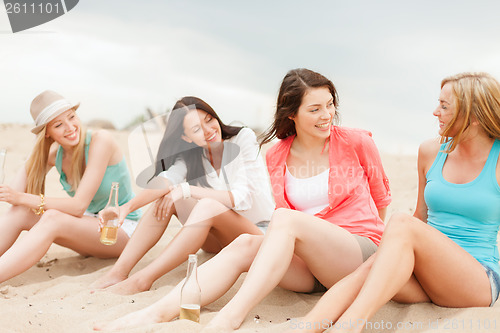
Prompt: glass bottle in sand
<box><xmin>0</xmin><ymin>149</ymin><xmax>6</xmax><ymax>184</ymax></box>
<box><xmin>180</xmin><ymin>254</ymin><xmax>201</xmax><ymax>323</ymax></box>
<box><xmin>100</xmin><ymin>182</ymin><xmax>120</xmax><ymax>245</ymax></box>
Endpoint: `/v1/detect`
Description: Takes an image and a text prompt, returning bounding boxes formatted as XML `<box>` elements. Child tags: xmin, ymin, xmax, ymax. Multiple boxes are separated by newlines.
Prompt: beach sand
<box><xmin>0</xmin><ymin>124</ymin><xmax>498</xmax><ymax>332</ymax></box>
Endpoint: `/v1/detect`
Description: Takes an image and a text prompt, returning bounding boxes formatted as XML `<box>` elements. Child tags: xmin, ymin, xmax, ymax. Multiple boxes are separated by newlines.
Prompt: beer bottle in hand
<box><xmin>100</xmin><ymin>182</ymin><xmax>120</xmax><ymax>245</ymax></box>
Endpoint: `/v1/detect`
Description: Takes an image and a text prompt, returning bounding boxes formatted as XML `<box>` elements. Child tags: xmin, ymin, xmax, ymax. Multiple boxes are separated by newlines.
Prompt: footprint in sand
<box><xmin>0</xmin><ymin>286</ymin><xmax>17</xmax><ymax>299</ymax></box>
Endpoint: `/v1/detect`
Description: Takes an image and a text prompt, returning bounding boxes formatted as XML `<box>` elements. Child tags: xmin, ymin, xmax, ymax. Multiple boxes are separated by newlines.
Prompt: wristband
<box><xmin>179</xmin><ymin>182</ymin><xmax>191</xmax><ymax>199</ymax></box>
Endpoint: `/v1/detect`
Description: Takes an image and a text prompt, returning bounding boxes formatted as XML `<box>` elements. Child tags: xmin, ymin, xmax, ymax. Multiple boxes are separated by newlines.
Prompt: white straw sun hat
<box><xmin>30</xmin><ymin>90</ymin><xmax>80</xmax><ymax>134</ymax></box>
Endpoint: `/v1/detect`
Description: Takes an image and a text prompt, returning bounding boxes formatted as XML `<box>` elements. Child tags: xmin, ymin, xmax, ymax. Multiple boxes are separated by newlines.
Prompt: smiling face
<box><xmin>433</xmin><ymin>82</ymin><xmax>462</xmax><ymax>137</ymax></box>
<box><xmin>45</xmin><ymin>109</ymin><xmax>81</xmax><ymax>147</ymax></box>
<box><xmin>181</xmin><ymin>109</ymin><xmax>222</xmax><ymax>147</ymax></box>
<box><xmin>290</xmin><ymin>86</ymin><xmax>335</xmax><ymax>141</ymax></box>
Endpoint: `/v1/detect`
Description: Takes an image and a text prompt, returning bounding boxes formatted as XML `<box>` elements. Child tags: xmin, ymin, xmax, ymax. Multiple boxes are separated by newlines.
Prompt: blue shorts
<box><xmin>482</xmin><ymin>264</ymin><xmax>500</xmax><ymax>307</ymax></box>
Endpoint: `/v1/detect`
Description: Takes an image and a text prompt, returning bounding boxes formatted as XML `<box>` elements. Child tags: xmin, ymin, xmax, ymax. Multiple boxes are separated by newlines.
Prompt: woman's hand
<box><xmin>0</xmin><ymin>184</ymin><xmax>23</xmax><ymax>206</ymax></box>
<box><xmin>154</xmin><ymin>185</ymin><xmax>182</xmax><ymax>221</ymax></box>
<box><xmin>97</xmin><ymin>206</ymin><xmax>121</xmax><ymax>232</ymax></box>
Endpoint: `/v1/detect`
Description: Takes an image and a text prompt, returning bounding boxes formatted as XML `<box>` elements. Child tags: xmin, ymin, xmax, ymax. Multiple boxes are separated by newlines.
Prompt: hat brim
<box><xmin>31</xmin><ymin>102</ymin><xmax>80</xmax><ymax>134</ymax></box>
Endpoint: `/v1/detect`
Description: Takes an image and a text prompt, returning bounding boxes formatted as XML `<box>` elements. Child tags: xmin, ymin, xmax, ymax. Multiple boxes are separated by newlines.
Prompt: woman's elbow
<box><xmin>72</xmin><ymin>203</ymin><xmax>88</xmax><ymax>217</ymax></box>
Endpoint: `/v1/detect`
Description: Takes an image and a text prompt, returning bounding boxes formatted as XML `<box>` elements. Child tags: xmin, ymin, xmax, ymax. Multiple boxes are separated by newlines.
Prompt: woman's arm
<box><xmin>413</xmin><ymin>139</ymin><xmax>440</xmax><ymax>222</ymax></box>
<box><xmin>120</xmin><ymin>186</ymin><xmax>172</xmax><ymax>217</ymax></box>
<box><xmin>377</xmin><ymin>207</ymin><xmax>387</xmax><ymax>221</ymax></box>
<box><xmin>208</xmin><ymin>128</ymin><xmax>264</xmax><ymax>210</ymax></box>
<box><xmin>0</xmin><ymin>164</ymin><xmax>35</xmax><ymax>205</ymax></box>
<box><xmin>354</xmin><ymin>130</ymin><xmax>392</xmax><ymax>210</ymax></box>
<box><xmin>0</xmin><ymin>144</ymin><xmax>54</xmax><ymax>209</ymax></box>
<box><xmin>185</xmin><ymin>128</ymin><xmax>263</xmax><ymax>209</ymax></box>
<box><xmin>12</xmin><ymin>131</ymin><xmax>119</xmax><ymax>216</ymax></box>
<box><xmin>189</xmin><ymin>185</ymin><xmax>234</xmax><ymax>207</ymax></box>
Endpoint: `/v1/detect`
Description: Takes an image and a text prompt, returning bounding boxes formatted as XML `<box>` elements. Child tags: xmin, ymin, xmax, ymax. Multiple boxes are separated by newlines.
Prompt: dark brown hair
<box><xmin>153</xmin><ymin>96</ymin><xmax>243</xmax><ymax>186</ymax></box>
<box><xmin>260</xmin><ymin>68</ymin><xmax>340</xmax><ymax>146</ymax></box>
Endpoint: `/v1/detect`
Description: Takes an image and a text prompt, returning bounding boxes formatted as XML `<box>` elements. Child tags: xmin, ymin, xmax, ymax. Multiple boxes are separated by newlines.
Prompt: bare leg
<box><xmin>93</xmin><ymin>234</ymin><xmax>264</xmax><ymax>331</ymax></box>
<box><xmin>334</xmin><ymin>213</ymin><xmax>491</xmax><ymax>333</ymax></box>
<box><xmin>0</xmin><ymin>205</ymin><xmax>40</xmax><ymax>255</ymax></box>
<box><xmin>0</xmin><ymin>209</ymin><xmax>129</xmax><ymax>284</ymax></box>
<box><xmin>107</xmin><ymin>198</ymin><xmax>262</xmax><ymax>295</ymax></box>
<box><xmin>284</xmin><ymin>254</ymin><xmax>429</xmax><ymax>333</ymax></box>
<box><xmin>90</xmin><ymin>206</ymin><xmax>174</xmax><ymax>290</ymax></box>
<box><xmin>205</xmin><ymin>208</ymin><xmax>366</xmax><ymax>331</ymax></box>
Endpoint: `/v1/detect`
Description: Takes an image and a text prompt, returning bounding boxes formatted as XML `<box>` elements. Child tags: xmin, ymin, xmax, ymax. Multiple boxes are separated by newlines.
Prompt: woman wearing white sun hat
<box><xmin>0</xmin><ymin>90</ymin><xmax>141</xmax><ymax>284</ymax></box>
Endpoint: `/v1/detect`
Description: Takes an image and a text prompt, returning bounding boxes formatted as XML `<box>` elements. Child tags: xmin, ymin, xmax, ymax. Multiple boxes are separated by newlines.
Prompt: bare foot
<box><xmin>202</xmin><ymin>311</ymin><xmax>241</xmax><ymax>333</ymax></box>
<box><xmin>93</xmin><ymin>307</ymin><xmax>162</xmax><ymax>331</ymax></box>
<box><xmin>106</xmin><ymin>274</ymin><xmax>152</xmax><ymax>295</ymax></box>
<box><xmin>90</xmin><ymin>270</ymin><xmax>128</xmax><ymax>292</ymax></box>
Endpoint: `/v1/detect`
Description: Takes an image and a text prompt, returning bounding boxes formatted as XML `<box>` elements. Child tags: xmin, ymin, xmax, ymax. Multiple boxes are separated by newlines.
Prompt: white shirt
<box><xmin>285</xmin><ymin>165</ymin><xmax>329</xmax><ymax>215</ymax></box>
<box><xmin>159</xmin><ymin>128</ymin><xmax>275</xmax><ymax>223</ymax></box>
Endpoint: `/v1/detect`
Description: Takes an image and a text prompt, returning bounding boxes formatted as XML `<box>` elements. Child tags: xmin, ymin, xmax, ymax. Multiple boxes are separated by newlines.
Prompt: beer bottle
<box><xmin>100</xmin><ymin>182</ymin><xmax>120</xmax><ymax>245</ymax></box>
<box><xmin>180</xmin><ymin>254</ymin><xmax>201</xmax><ymax>323</ymax></box>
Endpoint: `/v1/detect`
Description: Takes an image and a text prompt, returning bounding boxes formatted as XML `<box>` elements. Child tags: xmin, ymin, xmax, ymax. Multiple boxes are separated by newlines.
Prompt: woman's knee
<box><xmin>384</xmin><ymin>212</ymin><xmax>420</xmax><ymax>240</ymax></box>
<box><xmin>185</xmin><ymin>198</ymin><xmax>230</xmax><ymax>226</ymax></box>
<box><xmin>3</xmin><ymin>205</ymin><xmax>36</xmax><ymax>229</ymax></box>
<box><xmin>268</xmin><ymin>208</ymin><xmax>298</xmax><ymax>231</ymax></box>
<box><xmin>195</xmin><ymin>197</ymin><xmax>222</xmax><ymax>209</ymax></box>
<box><xmin>221</xmin><ymin>234</ymin><xmax>263</xmax><ymax>268</ymax></box>
<box><xmin>191</xmin><ymin>198</ymin><xmax>227</xmax><ymax>216</ymax></box>
<box><xmin>36</xmin><ymin>209</ymin><xmax>66</xmax><ymax>233</ymax></box>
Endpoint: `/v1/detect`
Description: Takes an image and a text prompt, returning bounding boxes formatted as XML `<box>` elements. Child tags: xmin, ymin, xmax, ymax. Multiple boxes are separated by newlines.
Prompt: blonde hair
<box><xmin>25</xmin><ymin>123</ymin><xmax>87</xmax><ymax>195</ymax></box>
<box><xmin>440</xmin><ymin>72</ymin><xmax>500</xmax><ymax>152</ymax></box>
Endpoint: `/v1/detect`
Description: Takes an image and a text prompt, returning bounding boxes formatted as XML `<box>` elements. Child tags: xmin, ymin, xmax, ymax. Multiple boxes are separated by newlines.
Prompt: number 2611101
<box><xmin>6</xmin><ymin>2</ymin><xmax>62</xmax><ymax>14</ymax></box>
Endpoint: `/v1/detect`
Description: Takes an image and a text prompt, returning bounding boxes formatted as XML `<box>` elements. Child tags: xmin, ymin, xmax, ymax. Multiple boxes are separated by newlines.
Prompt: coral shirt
<box><xmin>265</xmin><ymin>126</ymin><xmax>391</xmax><ymax>245</ymax></box>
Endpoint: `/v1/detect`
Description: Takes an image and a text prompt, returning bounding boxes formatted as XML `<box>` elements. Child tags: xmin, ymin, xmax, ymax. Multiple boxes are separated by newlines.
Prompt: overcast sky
<box><xmin>2</xmin><ymin>0</ymin><xmax>500</xmax><ymax>154</ymax></box>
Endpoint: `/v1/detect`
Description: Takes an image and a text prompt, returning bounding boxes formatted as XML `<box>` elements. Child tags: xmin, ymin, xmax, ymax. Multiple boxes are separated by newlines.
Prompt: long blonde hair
<box><xmin>441</xmin><ymin>72</ymin><xmax>500</xmax><ymax>152</ymax></box>
<box><xmin>25</xmin><ymin>124</ymin><xmax>87</xmax><ymax>194</ymax></box>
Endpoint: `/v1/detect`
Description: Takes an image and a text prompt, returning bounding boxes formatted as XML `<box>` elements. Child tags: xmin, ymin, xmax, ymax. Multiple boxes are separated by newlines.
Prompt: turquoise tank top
<box><xmin>425</xmin><ymin>139</ymin><xmax>500</xmax><ymax>275</ymax></box>
<box><xmin>55</xmin><ymin>130</ymin><xmax>141</xmax><ymax>221</ymax></box>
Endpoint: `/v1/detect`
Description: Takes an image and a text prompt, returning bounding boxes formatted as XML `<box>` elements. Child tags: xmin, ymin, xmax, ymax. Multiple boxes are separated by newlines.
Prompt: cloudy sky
<box><xmin>1</xmin><ymin>0</ymin><xmax>500</xmax><ymax>154</ymax></box>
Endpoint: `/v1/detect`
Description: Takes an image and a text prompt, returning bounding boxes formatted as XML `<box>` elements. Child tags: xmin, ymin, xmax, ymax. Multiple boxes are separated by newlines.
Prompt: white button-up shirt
<box><xmin>159</xmin><ymin>128</ymin><xmax>275</xmax><ymax>223</ymax></box>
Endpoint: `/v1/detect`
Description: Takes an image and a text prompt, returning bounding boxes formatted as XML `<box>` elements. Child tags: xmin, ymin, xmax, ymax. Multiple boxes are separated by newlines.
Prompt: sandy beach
<box><xmin>0</xmin><ymin>123</ymin><xmax>498</xmax><ymax>333</ymax></box>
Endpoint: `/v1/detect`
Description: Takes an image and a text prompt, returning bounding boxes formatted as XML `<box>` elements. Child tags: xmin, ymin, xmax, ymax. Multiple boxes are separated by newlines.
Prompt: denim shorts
<box><xmin>482</xmin><ymin>264</ymin><xmax>500</xmax><ymax>307</ymax></box>
<box><xmin>255</xmin><ymin>220</ymin><xmax>270</xmax><ymax>234</ymax></box>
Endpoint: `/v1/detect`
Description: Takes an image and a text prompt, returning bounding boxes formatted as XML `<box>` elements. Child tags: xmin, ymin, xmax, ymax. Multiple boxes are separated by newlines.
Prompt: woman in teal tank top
<box><xmin>0</xmin><ymin>90</ymin><xmax>140</xmax><ymax>284</ymax></box>
<box><xmin>288</xmin><ymin>72</ymin><xmax>500</xmax><ymax>333</ymax></box>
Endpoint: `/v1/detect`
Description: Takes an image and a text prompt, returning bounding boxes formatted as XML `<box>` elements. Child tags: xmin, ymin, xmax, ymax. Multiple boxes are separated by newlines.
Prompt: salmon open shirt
<box><xmin>265</xmin><ymin>126</ymin><xmax>392</xmax><ymax>245</ymax></box>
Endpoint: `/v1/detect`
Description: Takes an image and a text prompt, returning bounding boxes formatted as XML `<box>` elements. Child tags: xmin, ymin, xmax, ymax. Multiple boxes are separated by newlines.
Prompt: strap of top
<box><xmin>427</xmin><ymin>139</ymin><xmax>500</xmax><ymax>182</ymax></box>
<box><xmin>425</xmin><ymin>142</ymin><xmax>449</xmax><ymax>179</ymax></box>
<box><xmin>486</xmin><ymin>139</ymin><xmax>500</xmax><ymax>169</ymax></box>
<box><xmin>485</xmin><ymin>139</ymin><xmax>500</xmax><ymax>182</ymax></box>
<box><xmin>83</xmin><ymin>129</ymin><xmax>92</xmax><ymax>165</ymax></box>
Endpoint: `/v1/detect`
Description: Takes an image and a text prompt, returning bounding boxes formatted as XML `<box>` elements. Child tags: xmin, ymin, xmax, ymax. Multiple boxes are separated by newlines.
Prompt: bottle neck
<box><xmin>186</xmin><ymin>258</ymin><xmax>197</xmax><ymax>279</ymax></box>
<box><xmin>107</xmin><ymin>184</ymin><xmax>119</xmax><ymax>207</ymax></box>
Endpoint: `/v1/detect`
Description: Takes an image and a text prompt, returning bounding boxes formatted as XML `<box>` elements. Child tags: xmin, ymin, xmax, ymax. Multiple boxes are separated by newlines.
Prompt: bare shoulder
<box><xmin>418</xmin><ymin>138</ymin><xmax>440</xmax><ymax>157</ymax></box>
<box><xmin>90</xmin><ymin>129</ymin><xmax>115</xmax><ymax>145</ymax></box>
<box><xmin>88</xmin><ymin>130</ymin><xmax>122</xmax><ymax>163</ymax></box>
<box><xmin>418</xmin><ymin>138</ymin><xmax>441</xmax><ymax>172</ymax></box>
<box><xmin>47</xmin><ymin>142</ymin><xmax>60</xmax><ymax>167</ymax></box>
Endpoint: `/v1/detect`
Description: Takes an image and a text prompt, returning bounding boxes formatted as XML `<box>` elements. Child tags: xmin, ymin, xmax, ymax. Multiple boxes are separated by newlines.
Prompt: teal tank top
<box><xmin>425</xmin><ymin>139</ymin><xmax>500</xmax><ymax>275</ymax></box>
<box><xmin>55</xmin><ymin>130</ymin><xmax>141</xmax><ymax>221</ymax></box>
